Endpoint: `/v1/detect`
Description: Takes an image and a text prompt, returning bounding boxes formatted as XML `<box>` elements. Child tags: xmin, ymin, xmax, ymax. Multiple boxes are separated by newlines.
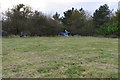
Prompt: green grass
<box><xmin>2</xmin><ymin>36</ymin><xmax>118</xmax><ymax>78</ymax></box>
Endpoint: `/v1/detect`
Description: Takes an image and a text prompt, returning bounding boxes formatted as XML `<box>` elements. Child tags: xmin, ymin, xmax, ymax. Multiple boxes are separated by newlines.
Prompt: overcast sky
<box><xmin>0</xmin><ymin>0</ymin><xmax>119</xmax><ymax>16</ymax></box>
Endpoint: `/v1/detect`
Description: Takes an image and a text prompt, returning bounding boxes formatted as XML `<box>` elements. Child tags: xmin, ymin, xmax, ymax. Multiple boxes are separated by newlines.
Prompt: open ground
<box><xmin>2</xmin><ymin>36</ymin><xmax>118</xmax><ymax>78</ymax></box>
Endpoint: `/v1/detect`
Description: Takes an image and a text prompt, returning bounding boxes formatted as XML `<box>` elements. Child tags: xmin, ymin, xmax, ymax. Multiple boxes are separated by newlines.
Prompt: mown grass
<box><xmin>2</xmin><ymin>36</ymin><xmax>118</xmax><ymax>78</ymax></box>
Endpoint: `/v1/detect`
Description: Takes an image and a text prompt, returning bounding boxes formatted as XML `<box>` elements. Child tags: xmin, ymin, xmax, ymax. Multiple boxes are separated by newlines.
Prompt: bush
<box><xmin>96</xmin><ymin>21</ymin><xmax>119</xmax><ymax>36</ymax></box>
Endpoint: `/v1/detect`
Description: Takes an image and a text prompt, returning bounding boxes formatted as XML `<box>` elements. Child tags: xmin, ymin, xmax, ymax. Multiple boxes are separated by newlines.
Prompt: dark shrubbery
<box><xmin>2</xmin><ymin>4</ymin><xmax>119</xmax><ymax>37</ymax></box>
<box><xmin>96</xmin><ymin>21</ymin><xmax>119</xmax><ymax>36</ymax></box>
<box><xmin>2</xmin><ymin>4</ymin><xmax>63</xmax><ymax>36</ymax></box>
<box><xmin>60</xmin><ymin>8</ymin><xmax>95</xmax><ymax>36</ymax></box>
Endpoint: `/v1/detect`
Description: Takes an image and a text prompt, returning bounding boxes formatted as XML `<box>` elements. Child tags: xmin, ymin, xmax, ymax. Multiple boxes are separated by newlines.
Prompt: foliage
<box><xmin>53</xmin><ymin>12</ymin><xmax>60</xmax><ymax>21</ymax></box>
<box><xmin>2</xmin><ymin>4</ymin><xmax>118</xmax><ymax>36</ymax></box>
<box><xmin>2</xmin><ymin>4</ymin><xmax>32</xmax><ymax>35</ymax></box>
<box><xmin>93</xmin><ymin>4</ymin><xmax>111</xmax><ymax>28</ymax></box>
<box><xmin>96</xmin><ymin>21</ymin><xmax>119</xmax><ymax>35</ymax></box>
<box><xmin>116</xmin><ymin>10</ymin><xmax>120</xmax><ymax>22</ymax></box>
<box><xmin>26</xmin><ymin>11</ymin><xmax>63</xmax><ymax>36</ymax></box>
<box><xmin>2</xmin><ymin>4</ymin><xmax>63</xmax><ymax>36</ymax></box>
<box><xmin>60</xmin><ymin>8</ymin><xmax>95</xmax><ymax>35</ymax></box>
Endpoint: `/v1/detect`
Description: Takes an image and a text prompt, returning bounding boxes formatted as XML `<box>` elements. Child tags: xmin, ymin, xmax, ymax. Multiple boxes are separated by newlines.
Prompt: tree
<box><xmin>93</xmin><ymin>4</ymin><xmax>111</xmax><ymax>28</ymax></box>
<box><xmin>53</xmin><ymin>12</ymin><xmax>60</xmax><ymax>21</ymax></box>
<box><xmin>116</xmin><ymin>10</ymin><xmax>120</xmax><ymax>22</ymax></box>
<box><xmin>115</xmin><ymin>10</ymin><xmax>120</xmax><ymax>36</ymax></box>
<box><xmin>2</xmin><ymin>4</ymin><xmax>32</xmax><ymax>35</ymax></box>
<box><xmin>95</xmin><ymin>9</ymin><xmax>120</xmax><ymax>36</ymax></box>
<box><xmin>26</xmin><ymin>10</ymin><xmax>63</xmax><ymax>36</ymax></box>
<box><xmin>60</xmin><ymin>8</ymin><xmax>95</xmax><ymax>35</ymax></box>
<box><xmin>96</xmin><ymin>21</ymin><xmax>119</xmax><ymax>36</ymax></box>
<box><xmin>2</xmin><ymin>4</ymin><xmax>63</xmax><ymax>36</ymax></box>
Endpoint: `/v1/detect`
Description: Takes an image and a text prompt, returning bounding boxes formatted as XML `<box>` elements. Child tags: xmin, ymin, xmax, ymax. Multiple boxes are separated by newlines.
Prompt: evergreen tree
<box><xmin>93</xmin><ymin>4</ymin><xmax>111</xmax><ymax>28</ymax></box>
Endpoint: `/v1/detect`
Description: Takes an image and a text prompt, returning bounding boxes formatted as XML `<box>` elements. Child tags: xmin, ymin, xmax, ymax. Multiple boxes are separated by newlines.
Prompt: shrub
<box><xmin>96</xmin><ymin>21</ymin><xmax>119</xmax><ymax>36</ymax></box>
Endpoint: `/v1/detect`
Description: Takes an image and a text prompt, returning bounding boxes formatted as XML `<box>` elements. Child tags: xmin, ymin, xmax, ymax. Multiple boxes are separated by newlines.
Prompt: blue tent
<box><xmin>59</xmin><ymin>30</ymin><xmax>71</xmax><ymax>36</ymax></box>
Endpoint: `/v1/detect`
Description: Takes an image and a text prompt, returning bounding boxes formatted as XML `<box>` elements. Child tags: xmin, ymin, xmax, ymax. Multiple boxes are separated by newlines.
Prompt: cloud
<box><xmin>45</xmin><ymin>1</ymin><xmax>118</xmax><ymax>16</ymax></box>
<box><xmin>1</xmin><ymin>0</ymin><xmax>119</xmax><ymax>16</ymax></box>
<box><xmin>1</xmin><ymin>0</ymin><xmax>47</xmax><ymax>12</ymax></box>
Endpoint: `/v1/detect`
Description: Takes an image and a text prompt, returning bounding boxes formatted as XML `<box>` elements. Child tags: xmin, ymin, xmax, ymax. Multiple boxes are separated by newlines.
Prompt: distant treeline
<box><xmin>2</xmin><ymin>4</ymin><xmax>120</xmax><ymax>37</ymax></box>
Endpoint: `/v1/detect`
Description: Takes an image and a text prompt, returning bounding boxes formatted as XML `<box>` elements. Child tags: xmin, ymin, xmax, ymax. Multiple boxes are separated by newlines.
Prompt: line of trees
<box><xmin>2</xmin><ymin>4</ymin><xmax>120</xmax><ymax>37</ymax></box>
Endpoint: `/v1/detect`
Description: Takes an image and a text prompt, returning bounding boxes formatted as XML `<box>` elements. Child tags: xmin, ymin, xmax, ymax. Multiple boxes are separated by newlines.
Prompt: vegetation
<box><xmin>2</xmin><ymin>37</ymin><xmax>118</xmax><ymax>78</ymax></box>
<box><xmin>2</xmin><ymin>4</ymin><xmax>119</xmax><ymax>37</ymax></box>
<box><xmin>60</xmin><ymin>8</ymin><xmax>95</xmax><ymax>35</ymax></box>
<box><xmin>2</xmin><ymin>4</ymin><xmax>63</xmax><ymax>36</ymax></box>
<box><xmin>92</xmin><ymin>4</ymin><xmax>111</xmax><ymax>28</ymax></box>
<box><xmin>2</xmin><ymin>3</ymin><xmax>119</xmax><ymax>78</ymax></box>
<box><xmin>96</xmin><ymin>21</ymin><xmax>119</xmax><ymax>36</ymax></box>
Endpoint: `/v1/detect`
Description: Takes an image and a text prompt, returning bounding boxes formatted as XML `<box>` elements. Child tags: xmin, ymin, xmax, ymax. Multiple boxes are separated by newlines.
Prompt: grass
<box><xmin>2</xmin><ymin>36</ymin><xmax>118</xmax><ymax>78</ymax></box>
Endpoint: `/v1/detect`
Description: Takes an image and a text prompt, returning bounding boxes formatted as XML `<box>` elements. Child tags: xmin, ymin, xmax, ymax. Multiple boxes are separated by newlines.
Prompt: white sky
<box><xmin>0</xmin><ymin>0</ymin><xmax>119</xmax><ymax>16</ymax></box>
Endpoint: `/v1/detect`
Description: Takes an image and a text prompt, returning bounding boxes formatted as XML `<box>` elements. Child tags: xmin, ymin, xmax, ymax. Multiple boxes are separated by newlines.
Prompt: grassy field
<box><xmin>2</xmin><ymin>36</ymin><xmax>118</xmax><ymax>78</ymax></box>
